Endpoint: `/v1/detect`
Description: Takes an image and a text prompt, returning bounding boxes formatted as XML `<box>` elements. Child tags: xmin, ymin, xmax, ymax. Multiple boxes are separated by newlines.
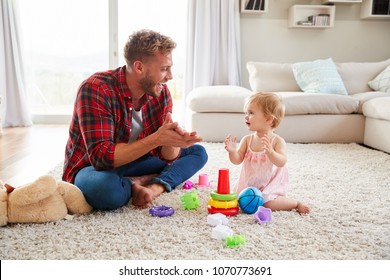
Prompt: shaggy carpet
<box><xmin>1</xmin><ymin>142</ymin><xmax>389</xmax><ymax>260</ymax></box>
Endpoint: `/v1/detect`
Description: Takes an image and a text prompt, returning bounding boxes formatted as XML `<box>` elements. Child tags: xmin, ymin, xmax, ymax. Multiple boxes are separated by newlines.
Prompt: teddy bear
<box><xmin>0</xmin><ymin>175</ymin><xmax>92</xmax><ymax>226</ymax></box>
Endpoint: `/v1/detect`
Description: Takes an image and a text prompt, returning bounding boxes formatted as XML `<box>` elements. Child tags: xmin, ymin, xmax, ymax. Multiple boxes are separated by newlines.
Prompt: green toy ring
<box><xmin>208</xmin><ymin>198</ymin><xmax>238</xmax><ymax>209</ymax></box>
<box><xmin>210</xmin><ymin>190</ymin><xmax>237</xmax><ymax>201</ymax></box>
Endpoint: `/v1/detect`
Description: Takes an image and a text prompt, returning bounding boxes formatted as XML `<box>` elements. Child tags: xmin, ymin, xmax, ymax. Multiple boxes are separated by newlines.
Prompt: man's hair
<box><xmin>245</xmin><ymin>92</ymin><xmax>285</xmax><ymax>128</ymax></box>
<box><xmin>124</xmin><ymin>29</ymin><xmax>176</xmax><ymax>68</ymax></box>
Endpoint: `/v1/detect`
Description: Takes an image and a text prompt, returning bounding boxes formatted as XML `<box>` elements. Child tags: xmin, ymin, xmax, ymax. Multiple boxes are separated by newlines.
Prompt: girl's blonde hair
<box><xmin>245</xmin><ymin>92</ymin><xmax>285</xmax><ymax>128</ymax></box>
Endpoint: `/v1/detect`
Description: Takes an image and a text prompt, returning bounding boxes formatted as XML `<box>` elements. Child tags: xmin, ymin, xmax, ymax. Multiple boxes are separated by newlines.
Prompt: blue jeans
<box><xmin>74</xmin><ymin>144</ymin><xmax>208</xmax><ymax>210</ymax></box>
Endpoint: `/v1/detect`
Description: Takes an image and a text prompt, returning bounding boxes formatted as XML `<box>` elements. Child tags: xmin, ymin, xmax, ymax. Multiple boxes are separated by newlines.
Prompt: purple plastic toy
<box><xmin>182</xmin><ymin>180</ymin><xmax>194</xmax><ymax>190</ymax></box>
<box><xmin>254</xmin><ymin>206</ymin><xmax>272</xmax><ymax>225</ymax></box>
<box><xmin>149</xmin><ymin>205</ymin><xmax>175</xmax><ymax>217</ymax></box>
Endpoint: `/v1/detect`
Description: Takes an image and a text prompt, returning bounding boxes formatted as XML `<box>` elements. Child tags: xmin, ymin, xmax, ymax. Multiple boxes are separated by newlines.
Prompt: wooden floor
<box><xmin>0</xmin><ymin>125</ymin><xmax>69</xmax><ymax>187</ymax></box>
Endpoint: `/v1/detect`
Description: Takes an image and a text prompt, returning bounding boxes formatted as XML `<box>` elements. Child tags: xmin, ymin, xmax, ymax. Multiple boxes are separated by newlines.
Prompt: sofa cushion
<box><xmin>362</xmin><ymin>97</ymin><xmax>390</xmax><ymax>121</ymax></box>
<box><xmin>247</xmin><ymin>62</ymin><xmax>301</xmax><ymax>92</ymax></box>
<box><xmin>186</xmin><ymin>85</ymin><xmax>252</xmax><ymax>113</ymax></box>
<box><xmin>368</xmin><ymin>65</ymin><xmax>390</xmax><ymax>93</ymax></box>
<box><xmin>351</xmin><ymin>91</ymin><xmax>390</xmax><ymax>113</ymax></box>
<box><xmin>292</xmin><ymin>58</ymin><xmax>348</xmax><ymax>95</ymax></box>
<box><xmin>276</xmin><ymin>92</ymin><xmax>359</xmax><ymax>115</ymax></box>
<box><xmin>336</xmin><ymin>59</ymin><xmax>390</xmax><ymax>95</ymax></box>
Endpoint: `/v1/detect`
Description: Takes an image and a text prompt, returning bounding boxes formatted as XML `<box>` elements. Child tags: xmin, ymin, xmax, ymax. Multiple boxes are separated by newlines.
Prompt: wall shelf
<box><xmin>241</xmin><ymin>0</ymin><xmax>268</xmax><ymax>14</ymax></box>
<box><xmin>288</xmin><ymin>5</ymin><xmax>336</xmax><ymax>28</ymax></box>
<box><xmin>322</xmin><ymin>0</ymin><xmax>362</xmax><ymax>4</ymax></box>
<box><xmin>361</xmin><ymin>0</ymin><xmax>390</xmax><ymax>19</ymax></box>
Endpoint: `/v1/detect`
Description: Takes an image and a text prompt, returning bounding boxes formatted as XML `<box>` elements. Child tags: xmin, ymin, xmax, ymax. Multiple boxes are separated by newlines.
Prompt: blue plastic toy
<box><xmin>238</xmin><ymin>187</ymin><xmax>264</xmax><ymax>214</ymax></box>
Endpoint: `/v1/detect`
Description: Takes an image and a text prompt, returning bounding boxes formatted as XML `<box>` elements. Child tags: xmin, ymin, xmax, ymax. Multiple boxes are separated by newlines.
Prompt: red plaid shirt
<box><xmin>63</xmin><ymin>66</ymin><xmax>172</xmax><ymax>183</ymax></box>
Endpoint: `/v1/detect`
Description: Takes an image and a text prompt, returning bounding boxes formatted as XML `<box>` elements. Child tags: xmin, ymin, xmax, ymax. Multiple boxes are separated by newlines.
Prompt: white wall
<box><xmin>240</xmin><ymin>0</ymin><xmax>390</xmax><ymax>88</ymax></box>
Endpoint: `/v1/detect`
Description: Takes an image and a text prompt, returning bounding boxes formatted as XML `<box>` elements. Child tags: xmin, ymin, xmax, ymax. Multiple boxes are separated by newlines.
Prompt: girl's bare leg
<box><xmin>264</xmin><ymin>196</ymin><xmax>310</xmax><ymax>214</ymax></box>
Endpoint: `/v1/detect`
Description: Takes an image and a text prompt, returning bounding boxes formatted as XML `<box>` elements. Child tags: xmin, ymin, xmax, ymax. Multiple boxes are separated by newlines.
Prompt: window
<box><xmin>18</xmin><ymin>0</ymin><xmax>186</xmax><ymax>123</ymax></box>
<box><xmin>19</xmin><ymin>0</ymin><xmax>108</xmax><ymax>120</ymax></box>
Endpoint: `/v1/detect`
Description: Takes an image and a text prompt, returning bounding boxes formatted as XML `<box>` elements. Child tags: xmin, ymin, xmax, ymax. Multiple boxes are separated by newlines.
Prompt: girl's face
<box><xmin>244</xmin><ymin>102</ymin><xmax>272</xmax><ymax>132</ymax></box>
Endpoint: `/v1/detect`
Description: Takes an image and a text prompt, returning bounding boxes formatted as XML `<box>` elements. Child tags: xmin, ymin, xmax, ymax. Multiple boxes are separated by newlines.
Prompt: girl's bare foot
<box><xmin>131</xmin><ymin>183</ymin><xmax>155</xmax><ymax>209</ymax></box>
<box><xmin>297</xmin><ymin>202</ymin><xmax>310</xmax><ymax>215</ymax></box>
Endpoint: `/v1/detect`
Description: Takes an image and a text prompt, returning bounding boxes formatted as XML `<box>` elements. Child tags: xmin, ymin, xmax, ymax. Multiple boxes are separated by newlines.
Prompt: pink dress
<box><xmin>234</xmin><ymin>134</ymin><xmax>290</xmax><ymax>202</ymax></box>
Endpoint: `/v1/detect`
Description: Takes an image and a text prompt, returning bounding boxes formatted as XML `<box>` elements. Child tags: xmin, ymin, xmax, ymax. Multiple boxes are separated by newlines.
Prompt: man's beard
<box><xmin>139</xmin><ymin>72</ymin><xmax>161</xmax><ymax>97</ymax></box>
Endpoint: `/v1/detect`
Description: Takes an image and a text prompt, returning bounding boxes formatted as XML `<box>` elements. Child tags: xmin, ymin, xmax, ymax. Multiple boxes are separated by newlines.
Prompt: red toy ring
<box><xmin>149</xmin><ymin>205</ymin><xmax>175</xmax><ymax>217</ymax></box>
<box><xmin>207</xmin><ymin>205</ymin><xmax>239</xmax><ymax>216</ymax></box>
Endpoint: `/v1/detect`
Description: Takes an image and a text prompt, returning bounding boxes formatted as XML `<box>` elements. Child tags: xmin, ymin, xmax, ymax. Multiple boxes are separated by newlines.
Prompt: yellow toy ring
<box><xmin>210</xmin><ymin>190</ymin><xmax>237</xmax><ymax>201</ymax></box>
<box><xmin>208</xmin><ymin>198</ymin><xmax>238</xmax><ymax>209</ymax></box>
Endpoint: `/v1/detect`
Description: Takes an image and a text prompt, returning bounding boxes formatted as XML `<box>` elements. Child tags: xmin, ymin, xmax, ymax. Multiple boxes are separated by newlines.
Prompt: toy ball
<box><xmin>238</xmin><ymin>187</ymin><xmax>264</xmax><ymax>214</ymax></box>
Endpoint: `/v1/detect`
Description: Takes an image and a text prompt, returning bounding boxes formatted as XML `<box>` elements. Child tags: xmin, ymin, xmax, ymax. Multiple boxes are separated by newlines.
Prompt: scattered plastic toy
<box><xmin>226</xmin><ymin>234</ymin><xmax>246</xmax><ymax>248</ymax></box>
<box><xmin>210</xmin><ymin>190</ymin><xmax>237</xmax><ymax>201</ymax></box>
<box><xmin>207</xmin><ymin>213</ymin><xmax>229</xmax><ymax>226</ymax></box>
<box><xmin>196</xmin><ymin>173</ymin><xmax>211</xmax><ymax>188</ymax></box>
<box><xmin>180</xmin><ymin>190</ymin><xmax>199</xmax><ymax>210</ymax></box>
<box><xmin>208</xmin><ymin>198</ymin><xmax>238</xmax><ymax>209</ymax></box>
<box><xmin>149</xmin><ymin>205</ymin><xmax>175</xmax><ymax>217</ymax></box>
<box><xmin>207</xmin><ymin>205</ymin><xmax>239</xmax><ymax>216</ymax></box>
<box><xmin>182</xmin><ymin>180</ymin><xmax>194</xmax><ymax>190</ymax></box>
<box><xmin>254</xmin><ymin>206</ymin><xmax>272</xmax><ymax>225</ymax></box>
<box><xmin>238</xmin><ymin>186</ymin><xmax>264</xmax><ymax>214</ymax></box>
<box><xmin>211</xmin><ymin>224</ymin><xmax>234</xmax><ymax>240</ymax></box>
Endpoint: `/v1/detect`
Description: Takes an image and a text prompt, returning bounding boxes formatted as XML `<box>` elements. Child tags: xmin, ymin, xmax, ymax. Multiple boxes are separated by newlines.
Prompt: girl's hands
<box><xmin>224</xmin><ymin>135</ymin><xmax>237</xmax><ymax>152</ymax></box>
<box><xmin>261</xmin><ymin>134</ymin><xmax>274</xmax><ymax>155</ymax></box>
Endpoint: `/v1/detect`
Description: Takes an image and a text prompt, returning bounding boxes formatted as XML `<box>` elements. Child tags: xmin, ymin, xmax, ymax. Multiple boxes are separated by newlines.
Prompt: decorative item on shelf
<box><xmin>241</xmin><ymin>0</ymin><xmax>268</xmax><ymax>14</ymax></box>
<box><xmin>207</xmin><ymin>168</ymin><xmax>239</xmax><ymax>216</ymax></box>
<box><xmin>307</xmin><ymin>14</ymin><xmax>331</xmax><ymax>26</ymax></box>
<box><xmin>288</xmin><ymin>5</ymin><xmax>335</xmax><ymax>28</ymax></box>
<box><xmin>297</xmin><ymin>20</ymin><xmax>313</xmax><ymax>26</ymax></box>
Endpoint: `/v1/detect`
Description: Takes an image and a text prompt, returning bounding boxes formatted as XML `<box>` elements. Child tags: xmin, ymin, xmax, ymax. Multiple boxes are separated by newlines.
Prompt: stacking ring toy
<box><xmin>207</xmin><ymin>206</ymin><xmax>239</xmax><ymax>216</ymax></box>
<box><xmin>149</xmin><ymin>205</ymin><xmax>175</xmax><ymax>217</ymax></box>
<box><xmin>210</xmin><ymin>190</ymin><xmax>237</xmax><ymax>201</ymax></box>
<box><xmin>208</xmin><ymin>198</ymin><xmax>238</xmax><ymax>209</ymax></box>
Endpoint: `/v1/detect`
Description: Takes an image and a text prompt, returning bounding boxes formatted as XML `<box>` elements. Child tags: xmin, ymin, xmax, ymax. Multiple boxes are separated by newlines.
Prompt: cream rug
<box><xmin>1</xmin><ymin>142</ymin><xmax>389</xmax><ymax>260</ymax></box>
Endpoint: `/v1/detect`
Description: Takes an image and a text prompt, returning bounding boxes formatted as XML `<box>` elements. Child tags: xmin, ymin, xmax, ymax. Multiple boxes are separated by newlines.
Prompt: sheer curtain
<box><xmin>0</xmin><ymin>0</ymin><xmax>32</xmax><ymax>127</ymax></box>
<box><xmin>185</xmin><ymin>0</ymin><xmax>241</xmax><ymax>95</ymax></box>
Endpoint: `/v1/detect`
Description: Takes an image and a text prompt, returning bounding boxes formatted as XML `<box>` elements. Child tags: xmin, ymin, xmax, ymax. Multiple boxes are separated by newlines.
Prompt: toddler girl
<box><xmin>225</xmin><ymin>92</ymin><xmax>309</xmax><ymax>214</ymax></box>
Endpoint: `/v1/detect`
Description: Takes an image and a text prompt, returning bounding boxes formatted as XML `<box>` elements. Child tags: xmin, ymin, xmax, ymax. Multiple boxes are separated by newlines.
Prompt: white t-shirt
<box><xmin>129</xmin><ymin>109</ymin><xmax>144</xmax><ymax>143</ymax></box>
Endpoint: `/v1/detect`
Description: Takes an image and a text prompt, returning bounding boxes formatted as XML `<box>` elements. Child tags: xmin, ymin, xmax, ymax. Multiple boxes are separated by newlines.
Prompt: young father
<box><xmin>62</xmin><ymin>29</ymin><xmax>208</xmax><ymax>210</ymax></box>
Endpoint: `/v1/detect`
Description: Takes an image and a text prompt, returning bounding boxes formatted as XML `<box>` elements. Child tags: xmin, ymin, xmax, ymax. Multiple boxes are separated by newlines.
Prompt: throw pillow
<box><xmin>292</xmin><ymin>58</ymin><xmax>348</xmax><ymax>95</ymax></box>
<box><xmin>368</xmin><ymin>65</ymin><xmax>390</xmax><ymax>93</ymax></box>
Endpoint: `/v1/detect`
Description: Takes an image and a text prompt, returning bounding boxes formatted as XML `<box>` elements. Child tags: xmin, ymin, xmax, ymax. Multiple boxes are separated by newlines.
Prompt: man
<box><xmin>63</xmin><ymin>29</ymin><xmax>208</xmax><ymax>210</ymax></box>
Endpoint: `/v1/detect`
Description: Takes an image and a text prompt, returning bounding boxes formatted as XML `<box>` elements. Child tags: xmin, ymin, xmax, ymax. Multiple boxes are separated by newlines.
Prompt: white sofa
<box><xmin>185</xmin><ymin>59</ymin><xmax>390</xmax><ymax>153</ymax></box>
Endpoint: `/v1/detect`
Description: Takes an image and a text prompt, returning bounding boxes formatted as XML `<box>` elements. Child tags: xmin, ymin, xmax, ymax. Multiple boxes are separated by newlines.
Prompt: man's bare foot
<box><xmin>131</xmin><ymin>183</ymin><xmax>155</xmax><ymax>209</ymax></box>
<box><xmin>297</xmin><ymin>202</ymin><xmax>310</xmax><ymax>215</ymax></box>
<box><xmin>129</xmin><ymin>174</ymin><xmax>158</xmax><ymax>185</ymax></box>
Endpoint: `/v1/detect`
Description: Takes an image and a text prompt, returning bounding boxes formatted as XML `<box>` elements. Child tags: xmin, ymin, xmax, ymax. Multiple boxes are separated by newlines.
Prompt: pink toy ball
<box><xmin>238</xmin><ymin>187</ymin><xmax>264</xmax><ymax>214</ymax></box>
